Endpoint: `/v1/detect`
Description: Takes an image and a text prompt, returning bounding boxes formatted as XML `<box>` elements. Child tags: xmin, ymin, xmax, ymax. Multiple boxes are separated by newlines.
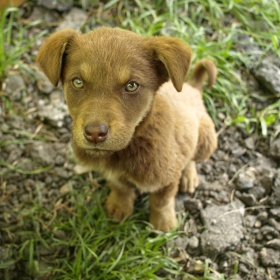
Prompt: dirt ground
<box><xmin>1</xmin><ymin>1</ymin><xmax>280</xmax><ymax>279</ymax></box>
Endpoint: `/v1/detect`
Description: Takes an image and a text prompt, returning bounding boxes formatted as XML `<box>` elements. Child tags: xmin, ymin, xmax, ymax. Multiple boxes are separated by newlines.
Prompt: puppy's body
<box><xmin>37</xmin><ymin>27</ymin><xmax>217</xmax><ymax>232</ymax></box>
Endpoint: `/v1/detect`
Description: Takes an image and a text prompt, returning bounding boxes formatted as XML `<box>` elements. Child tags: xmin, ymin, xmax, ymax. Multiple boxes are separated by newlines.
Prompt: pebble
<box><xmin>200</xmin><ymin>202</ymin><xmax>244</xmax><ymax>256</ymax></box>
<box><xmin>268</xmin><ymin>218</ymin><xmax>280</xmax><ymax>232</ymax></box>
<box><xmin>259</xmin><ymin>248</ymin><xmax>280</xmax><ymax>267</ymax></box>
<box><xmin>188</xmin><ymin>236</ymin><xmax>199</xmax><ymax>249</ymax></box>
<box><xmin>4</xmin><ymin>74</ymin><xmax>25</xmax><ymax>101</ymax></box>
<box><xmin>270</xmin><ymin>208</ymin><xmax>280</xmax><ymax>219</ymax></box>
<box><xmin>235</xmin><ymin>191</ymin><xmax>256</xmax><ymax>206</ymax></box>
<box><xmin>55</xmin><ymin>167</ymin><xmax>71</xmax><ymax>179</ymax></box>
<box><xmin>56</xmin><ymin>7</ymin><xmax>88</xmax><ymax>31</ymax></box>
<box><xmin>253</xmin><ymin>56</ymin><xmax>280</xmax><ymax>95</ymax></box>
<box><xmin>37</xmin><ymin>0</ymin><xmax>73</xmax><ymax>11</ymax></box>
<box><xmin>266</xmin><ymin>239</ymin><xmax>280</xmax><ymax>250</ymax></box>
<box><xmin>256</xmin><ymin>211</ymin><xmax>268</xmax><ymax>221</ymax></box>
<box><xmin>30</xmin><ymin>141</ymin><xmax>56</xmax><ymax>166</ymax></box>
<box><xmin>236</xmin><ymin>171</ymin><xmax>255</xmax><ymax>190</ymax></box>
<box><xmin>270</xmin><ymin>139</ymin><xmax>280</xmax><ymax>159</ymax></box>
<box><xmin>248</xmin><ymin>186</ymin><xmax>266</xmax><ymax>200</ymax></box>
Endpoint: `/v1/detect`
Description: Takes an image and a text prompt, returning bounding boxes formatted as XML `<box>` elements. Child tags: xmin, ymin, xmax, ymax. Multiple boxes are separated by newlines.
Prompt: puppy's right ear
<box><xmin>36</xmin><ymin>29</ymin><xmax>78</xmax><ymax>87</ymax></box>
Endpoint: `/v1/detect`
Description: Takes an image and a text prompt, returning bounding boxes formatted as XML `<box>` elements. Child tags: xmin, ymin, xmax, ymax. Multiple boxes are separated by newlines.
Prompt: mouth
<box><xmin>84</xmin><ymin>148</ymin><xmax>115</xmax><ymax>157</ymax></box>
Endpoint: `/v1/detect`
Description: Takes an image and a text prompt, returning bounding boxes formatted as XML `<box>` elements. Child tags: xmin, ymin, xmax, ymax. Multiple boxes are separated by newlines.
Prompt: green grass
<box><xmin>1</xmin><ymin>0</ymin><xmax>280</xmax><ymax>279</ymax></box>
<box><xmin>0</xmin><ymin>7</ymin><xmax>47</xmax><ymax>81</ymax></box>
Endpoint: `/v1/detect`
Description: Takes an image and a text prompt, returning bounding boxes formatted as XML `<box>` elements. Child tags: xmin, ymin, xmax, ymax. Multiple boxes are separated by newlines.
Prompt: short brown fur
<box><xmin>37</xmin><ymin>27</ymin><xmax>217</xmax><ymax>232</ymax></box>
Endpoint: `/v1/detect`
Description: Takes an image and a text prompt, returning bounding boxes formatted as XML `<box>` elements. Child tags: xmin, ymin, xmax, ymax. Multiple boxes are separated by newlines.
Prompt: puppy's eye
<box><xmin>72</xmin><ymin>78</ymin><xmax>84</xmax><ymax>89</ymax></box>
<box><xmin>125</xmin><ymin>81</ymin><xmax>139</xmax><ymax>93</ymax></box>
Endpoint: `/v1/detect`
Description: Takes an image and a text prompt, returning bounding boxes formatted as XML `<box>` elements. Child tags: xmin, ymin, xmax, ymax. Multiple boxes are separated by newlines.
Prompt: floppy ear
<box><xmin>145</xmin><ymin>36</ymin><xmax>192</xmax><ymax>92</ymax></box>
<box><xmin>36</xmin><ymin>29</ymin><xmax>78</xmax><ymax>87</ymax></box>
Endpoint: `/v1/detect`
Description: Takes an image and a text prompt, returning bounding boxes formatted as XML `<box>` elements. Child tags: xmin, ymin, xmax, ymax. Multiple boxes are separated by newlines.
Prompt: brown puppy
<box><xmin>37</xmin><ymin>27</ymin><xmax>217</xmax><ymax>232</ymax></box>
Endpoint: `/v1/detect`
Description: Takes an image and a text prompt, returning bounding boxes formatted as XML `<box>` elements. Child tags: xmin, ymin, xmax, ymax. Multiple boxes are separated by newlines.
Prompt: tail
<box><xmin>188</xmin><ymin>58</ymin><xmax>217</xmax><ymax>91</ymax></box>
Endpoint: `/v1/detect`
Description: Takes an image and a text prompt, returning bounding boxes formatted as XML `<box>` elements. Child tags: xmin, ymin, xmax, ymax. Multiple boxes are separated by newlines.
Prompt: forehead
<box><xmin>65</xmin><ymin>28</ymin><xmax>150</xmax><ymax>80</ymax></box>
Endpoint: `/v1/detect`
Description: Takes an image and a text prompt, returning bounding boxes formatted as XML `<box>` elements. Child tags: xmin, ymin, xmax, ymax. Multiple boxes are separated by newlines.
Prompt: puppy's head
<box><xmin>37</xmin><ymin>27</ymin><xmax>191</xmax><ymax>157</ymax></box>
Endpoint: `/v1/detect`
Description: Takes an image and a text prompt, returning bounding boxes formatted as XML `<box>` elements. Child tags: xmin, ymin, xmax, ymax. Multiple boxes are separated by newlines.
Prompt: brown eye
<box><xmin>125</xmin><ymin>81</ymin><xmax>139</xmax><ymax>93</ymax></box>
<box><xmin>72</xmin><ymin>78</ymin><xmax>84</xmax><ymax>89</ymax></box>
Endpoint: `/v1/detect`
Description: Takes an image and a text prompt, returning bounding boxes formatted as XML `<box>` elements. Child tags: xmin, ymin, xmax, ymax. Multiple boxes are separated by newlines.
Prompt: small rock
<box><xmin>253</xmin><ymin>56</ymin><xmax>280</xmax><ymax>95</ymax></box>
<box><xmin>244</xmin><ymin>137</ymin><xmax>255</xmax><ymax>150</ymax></box>
<box><xmin>257</xmin><ymin>211</ymin><xmax>268</xmax><ymax>221</ymax></box>
<box><xmin>270</xmin><ymin>208</ymin><xmax>280</xmax><ymax>219</ymax></box>
<box><xmin>60</xmin><ymin>182</ymin><xmax>73</xmax><ymax>194</ymax></box>
<box><xmin>254</xmin><ymin>220</ymin><xmax>262</xmax><ymax>228</ymax></box>
<box><xmin>30</xmin><ymin>141</ymin><xmax>56</xmax><ymax>166</ymax></box>
<box><xmin>260</xmin><ymin>225</ymin><xmax>278</xmax><ymax>240</ymax></box>
<box><xmin>36</xmin><ymin>93</ymin><xmax>68</xmax><ymax>127</ymax></box>
<box><xmin>29</xmin><ymin>6</ymin><xmax>59</xmax><ymax>23</ymax></box>
<box><xmin>270</xmin><ymin>139</ymin><xmax>280</xmax><ymax>159</ymax></box>
<box><xmin>188</xmin><ymin>236</ymin><xmax>199</xmax><ymax>249</ymax></box>
<box><xmin>36</xmin><ymin>71</ymin><xmax>54</xmax><ymax>94</ymax></box>
<box><xmin>266</xmin><ymin>239</ymin><xmax>280</xmax><ymax>250</ymax></box>
<box><xmin>55</xmin><ymin>167</ymin><xmax>71</xmax><ymax>179</ymax></box>
<box><xmin>235</xmin><ymin>191</ymin><xmax>256</xmax><ymax>206</ymax></box>
<box><xmin>183</xmin><ymin>198</ymin><xmax>203</xmax><ymax>213</ymax></box>
<box><xmin>4</xmin><ymin>74</ymin><xmax>25</xmax><ymax>101</ymax></box>
<box><xmin>56</xmin><ymin>7</ymin><xmax>88</xmax><ymax>31</ymax></box>
<box><xmin>200</xmin><ymin>202</ymin><xmax>244</xmax><ymax>256</ymax></box>
<box><xmin>38</xmin><ymin>0</ymin><xmax>73</xmax><ymax>11</ymax></box>
<box><xmin>259</xmin><ymin>248</ymin><xmax>280</xmax><ymax>267</ymax></box>
<box><xmin>268</xmin><ymin>218</ymin><xmax>280</xmax><ymax>232</ymax></box>
<box><xmin>236</xmin><ymin>170</ymin><xmax>255</xmax><ymax>191</ymax></box>
<box><xmin>173</xmin><ymin>236</ymin><xmax>189</xmax><ymax>249</ymax></box>
<box><xmin>248</xmin><ymin>186</ymin><xmax>266</xmax><ymax>200</ymax></box>
<box><xmin>244</xmin><ymin>215</ymin><xmax>257</xmax><ymax>228</ymax></box>
<box><xmin>260</xmin><ymin>174</ymin><xmax>274</xmax><ymax>194</ymax></box>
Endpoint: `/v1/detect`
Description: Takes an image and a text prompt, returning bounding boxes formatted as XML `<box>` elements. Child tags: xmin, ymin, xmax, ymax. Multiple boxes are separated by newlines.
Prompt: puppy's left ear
<box><xmin>145</xmin><ymin>36</ymin><xmax>192</xmax><ymax>92</ymax></box>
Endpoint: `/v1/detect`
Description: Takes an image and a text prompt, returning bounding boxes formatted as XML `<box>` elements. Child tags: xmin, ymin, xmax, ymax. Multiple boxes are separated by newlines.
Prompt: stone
<box><xmin>188</xmin><ymin>236</ymin><xmax>199</xmax><ymax>249</ymax></box>
<box><xmin>56</xmin><ymin>7</ymin><xmax>88</xmax><ymax>31</ymax></box>
<box><xmin>200</xmin><ymin>202</ymin><xmax>244</xmax><ymax>256</ymax></box>
<box><xmin>244</xmin><ymin>137</ymin><xmax>255</xmax><ymax>150</ymax></box>
<box><xmin>29</xmin><ymin>6</ymin><xmax>58</xmax><ymax>23</ymax></box>
<box><xmin>270</xmin><ymin>139</ymin><xmax>280</xmax><ymax>159</ymax></box>
<box><xmin>248</xmin><ymin>186</ymin><xmax>266</xmax><ymax>200</ymax></box>
<box><xmin>268</xmin><ymin>218</ymin><xmax>280</xmax><ymax>232</ymax></box>
<box><xmin>37</xmin><ymin>0</ymin><xmax>73</xmax><ymax>12</ymax></box>
<box><xmin>266</xmin><ymin>239</ymin><xmax>280</xmax><ymax>250</ymax></box>
<box><xmin>36</xmin><ymin>91</ymin><xmax>68</xmax><ymax>128</ymax></box>
<box><xmin>260</xmin><ymin>174</ymin><xmax>274</xmax><ymax>194</ymax></box>
<box><xmin>183</xmin><ymin>197</ymin><xmax>203</xmax><ymax>213</ymax></box>
<box><xmin>260</xmin><ymin>226</ymin><xmax>278</xmax><ymax>239</ymax></box>
<box><xmin>60</xmin><ymin>182</ymin><xmax>73</xmax><ymax>194</ymax></box>
<box><xmin>36</xmin><ymin>71</ymin><xmax>54</xmax><ymax>94</ymax></box>
<box><xmin>253</xmin><ymin>56</ymin><xmax>280</xmax><ymax>95</ymax></box>
<box><xmin>236</xmin><ymin>170</ymin><xmax>255</xmax><ymax>190</ymax></box>
<box><xmin>55</xmin><ymin>167</ymin><xmax>71</xmax><ymax>179</ymax></box>
<box><xmin>235</xmin><ymin>191</ymin><xmax>256</xmax><ymax>206</ymax></box>
<box><xmin>244</xmin><ymin>215</ymin><xmax>257</xmax><ymax>228</ymax></box>
<box><xmin>4</xmin><ymin>74</ymin><xmax>25</xmax><ymax>101</ymax></box>
<box><xmin>259</xmin><ymin>248</ymin><xmax>280</xmax><ymax>267</ymax></box>
<box><xmin>270</xmin><ymin>208</ymin><xmax>280</xmax><ymax>219</ymax></box>
<box><xmin>30</xmin><ymin>141</ymin><xmax>56</xmax><ymax>166</ymax></box>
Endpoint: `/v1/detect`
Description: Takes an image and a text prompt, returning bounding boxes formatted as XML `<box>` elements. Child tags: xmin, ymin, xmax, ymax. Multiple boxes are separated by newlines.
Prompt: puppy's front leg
<box><xmin>105</xmin><ymin>184</ymin><xmax>136</xmax><ymax>223</ymax></box>
<box><xmin>149</xmin><ymin>184</ymin><xmax>178</xmax><ymax>232</ymax></box>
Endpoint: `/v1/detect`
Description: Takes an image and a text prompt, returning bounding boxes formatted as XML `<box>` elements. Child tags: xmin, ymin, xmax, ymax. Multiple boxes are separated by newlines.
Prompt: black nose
<box><xmin>84</xmin><ymin>122</ymin><xmax>109</xmax><ymax>144</ymax></box>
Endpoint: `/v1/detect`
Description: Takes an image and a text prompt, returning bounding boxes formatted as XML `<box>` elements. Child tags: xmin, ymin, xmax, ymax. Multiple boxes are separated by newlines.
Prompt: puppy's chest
<box><xmin>92</xmin><ymin>155</ymin><xmax>163</xmax><ymax>192</ymax></box>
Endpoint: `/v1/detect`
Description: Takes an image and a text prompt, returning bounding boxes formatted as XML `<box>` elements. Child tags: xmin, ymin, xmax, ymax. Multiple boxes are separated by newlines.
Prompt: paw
<box><xmin>105</xmin><ymin>193</ymin><xmax>134</xmax><ymax>222</ymax></box>
<box><xmin>150</xmin><ymin>209</ymin><xmax>178</xmax><ymax>232</ymax></box>
<box><xmin>179</xmin><ymin>162</ymin><xmax>199</xmax><ymax>193</ymax></box>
